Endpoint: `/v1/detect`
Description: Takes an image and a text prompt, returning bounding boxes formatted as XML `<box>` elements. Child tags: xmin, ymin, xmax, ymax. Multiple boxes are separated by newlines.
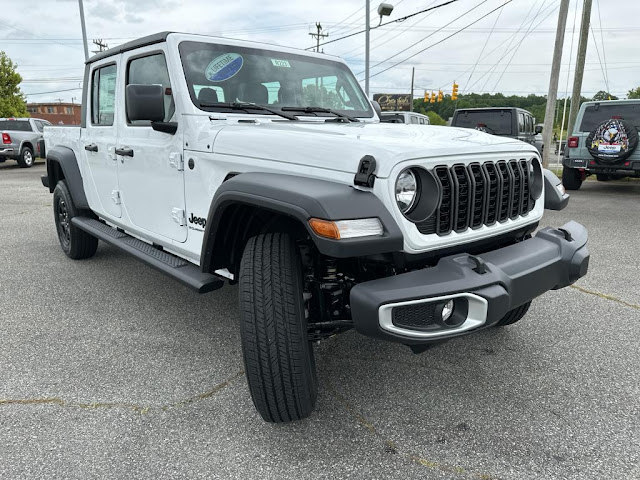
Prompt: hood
<box><xmin>206</xmin><ymin>120</ymin><xmax>539</xmax><ymax>178</ymax></box>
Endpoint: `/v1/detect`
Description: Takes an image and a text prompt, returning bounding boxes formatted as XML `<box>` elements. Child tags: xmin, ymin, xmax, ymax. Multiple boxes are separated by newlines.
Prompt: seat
<box><xmin>237</xmin><ymin>83</ymin><xmax>269</xmax><ymax>104</ymax></box>
<box><xmin>277</xmin><ymin>86</ymin><xmax>297</xmax><ymax>106</ymax></box>
<box><xmin>197</xmin><ymin>87</ymin><xmax>219</xmax><ymax>105</ymax></box>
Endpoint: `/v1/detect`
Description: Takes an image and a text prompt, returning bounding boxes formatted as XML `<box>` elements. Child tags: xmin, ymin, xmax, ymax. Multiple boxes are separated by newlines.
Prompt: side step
<box><xmin>71</xmin><ymin>217</ymin><xmax>224</xmax><ymax>294</ymax></box>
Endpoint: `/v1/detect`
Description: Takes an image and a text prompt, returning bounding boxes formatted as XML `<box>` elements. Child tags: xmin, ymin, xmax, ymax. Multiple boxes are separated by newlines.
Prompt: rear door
<box><xmin>116</xmin><ymin>46</ymin><xmax>186</xmax><ymax>242</ymax></box>
<box><xmin>83</xmin><ymin>59</ymin><xmax>121</xmax><ymax>218</ymax></box>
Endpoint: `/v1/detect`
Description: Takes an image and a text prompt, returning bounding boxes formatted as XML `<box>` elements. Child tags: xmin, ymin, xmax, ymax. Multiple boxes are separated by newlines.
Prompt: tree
<box><xmin>0</xmin><ymin>51</ymin><xmax>28</xmax><ymax>118</ymax></box>
<box><xmin>592</xmin><ymin>90</ymin><xmax>618</xmax><ymax>101</ymax></box>
<box><xmin>426</xmin><ymin>111</ymin><xmax>446</xmax><ymax>125</ymax></box>
<box><xmin>628</xmin><ymin>87</ymin><xmax>640</xmax><ymax>99</ymax></box>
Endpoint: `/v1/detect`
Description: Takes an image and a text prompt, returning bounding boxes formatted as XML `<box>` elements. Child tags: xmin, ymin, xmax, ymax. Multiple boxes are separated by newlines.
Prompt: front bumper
<box><xmin>350</xmin><ymin>221</ymin><xmax>589</xmax><ymax>345</ymax></box>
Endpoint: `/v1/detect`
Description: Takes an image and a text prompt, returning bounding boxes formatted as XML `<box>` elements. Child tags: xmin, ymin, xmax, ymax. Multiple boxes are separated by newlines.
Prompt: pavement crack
<box><xmin>570</xmin><ymin>284</ymin><xmax>640</xmax><ymax>310</ymax></box>
<box><xmin>0</xmin><ymin>370</ymin><xmax>244</xmax><ymax>414</ymax></box>
<box><xmin>325</xmin><ymin>379</ymin><xmax>497</xmax><ymax>479</ymax></box>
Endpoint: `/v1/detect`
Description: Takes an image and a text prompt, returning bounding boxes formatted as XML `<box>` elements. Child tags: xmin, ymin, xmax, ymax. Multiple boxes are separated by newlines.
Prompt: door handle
<box><xmin>84</xmin><ymin>143</ymin><xmax>98</xmax><ymax>152</ymax></box>
<box><xmin>115</xmin><ymin>147</ymin><xmax>134</xmax><ymax>157</ymax></box>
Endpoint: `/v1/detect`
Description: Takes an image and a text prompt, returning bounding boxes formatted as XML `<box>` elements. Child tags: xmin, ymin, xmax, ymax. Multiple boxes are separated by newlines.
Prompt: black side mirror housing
<box><xmin>126</xmin><ymin>84</ymin><xmax>165</xmax><ymax>122</ymax></box>
<box><xmin>535</xmin><ymin>125</ymin><xmax>543</xmax><ymax>134</ymax></box>
<box><xmin>371</xmin><ymin>100</ymin><xmax>382</xmax><ymax>118</ymax></box>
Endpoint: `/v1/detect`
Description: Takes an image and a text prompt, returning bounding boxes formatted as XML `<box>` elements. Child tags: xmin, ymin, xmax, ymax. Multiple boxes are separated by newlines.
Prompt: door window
<box><xmin>126</xmin><ymin>53</ymin><xmax>174</xmax><ymax>124</ymax></box>
<box><xmin>91</xmin><ymin>64</ymin><xmax>117</xmax><ymax>126</ymax></box>
<box><xmin>518</xmin><ymin>113</ymin><xmax>525</xmax><ymax>133</ymax></box>
<box><xmin>410</xmin><ymin>115</ymin><xmax>419</xmax><ymax>124</ymax></box>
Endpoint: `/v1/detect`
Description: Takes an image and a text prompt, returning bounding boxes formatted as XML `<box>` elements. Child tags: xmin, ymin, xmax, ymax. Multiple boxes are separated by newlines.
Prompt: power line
<box><xmin>24</xmin><ymin>87</ymin><xmax>83</xmax><ymax>96</ymax></box>
<box><xmin>589</xmin><ymin>24</ymin><xmax>609</xmax><ymax>93</ymax></box>
<box><xmin>360</xmin><ymin>0</ymin><xmax>489</xmax><ymax>76</ymax></box>
<box><xmin>304</xmin><ymin>0</ymin><xmax>461</xmax><ymax>50</ymax></box>
<box><xmin>366</xmin><ymin>0</ymin><xmax>514</xmax><ymax>80</ymax></box>
<box><xmin>490</xmin><ymin>0</ymin><xmax>550</xmax><ymax>92</ymax></box>
<box><xmin>463</xmin><ymin>2</ymin><xmax>504</xmax><ymax>94</ymax></box>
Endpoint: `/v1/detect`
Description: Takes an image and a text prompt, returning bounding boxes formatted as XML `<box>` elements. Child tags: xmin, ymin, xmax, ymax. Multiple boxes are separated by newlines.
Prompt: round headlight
<box><xmin>395</xmin><ymin>169</ymin><xmax>418</xmax><ymax>214</ymax></box>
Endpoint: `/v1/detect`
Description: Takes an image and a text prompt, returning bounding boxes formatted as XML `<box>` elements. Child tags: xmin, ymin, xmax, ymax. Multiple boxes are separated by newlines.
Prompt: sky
<box><xmin>2</xmin><ymin>0</ymin><xmax>638</xmax><ymax>105</ymax></box>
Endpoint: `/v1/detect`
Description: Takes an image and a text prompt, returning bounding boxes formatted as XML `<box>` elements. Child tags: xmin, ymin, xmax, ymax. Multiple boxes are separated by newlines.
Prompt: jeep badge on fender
<box><xmin>41</xmin><ymin>31</ymin><xmax>589</xmax><ymax>423</ymax></box>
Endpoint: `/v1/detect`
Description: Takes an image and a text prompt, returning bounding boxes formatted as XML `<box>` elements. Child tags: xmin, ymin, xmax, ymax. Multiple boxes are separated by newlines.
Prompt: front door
<box><xmin>84</xmin><ymin>60</ymin><xmax>121</xmax><ymax>218</ymax></box>
<box><xmin>116</xmin><ymin>47</ymin><xmax>186</xmax><ymax>242</ymax></box>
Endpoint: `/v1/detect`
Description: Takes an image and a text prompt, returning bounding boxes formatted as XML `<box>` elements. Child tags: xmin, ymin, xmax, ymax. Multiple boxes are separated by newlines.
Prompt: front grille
<box><xmin>392</xmin><ymin>303</ymin><xmax>438</xmax><ymax>331</ymax></box>
<box><xmin>417</xmin><ymin>159</ymin><xmax>535</xmax><ymax>236</ymax></box>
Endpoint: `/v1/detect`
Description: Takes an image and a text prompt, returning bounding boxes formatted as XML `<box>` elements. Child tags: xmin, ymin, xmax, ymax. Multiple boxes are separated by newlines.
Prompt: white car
<box><xmin>42</xmin><ymin>32</ymin><xmax>589</xmax><ymax>423</ymax></box>
<box><xmin>380</xmin><ymin>111</ymin><xmax>430</xmax><ymax>125</ymax></box>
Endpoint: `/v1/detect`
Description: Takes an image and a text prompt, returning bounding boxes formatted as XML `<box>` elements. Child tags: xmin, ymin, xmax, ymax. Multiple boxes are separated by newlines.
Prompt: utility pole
<box><xmin>78</xmin><ymin>0</ymin><xmax>89</xmax><ymax>61</ymax></box>
<box><xmin>309</xmin><ymin>23</ymin><xmax>328</xmax><ymax>53</ymax></box>
<box><xmin>542</xmin><ymin>0</ymin><xmax>570</xmax><ymax>167</ymax></box>
<box><xmin>567</xmin><ymin>0</ymin><xmax>593</xmax><ymax>138</ymax></box>
<box><xmin>92</xmin><ymin>38</ymin><xmax>109</xmax><ymax>54</ymax></box>
<box><xmin>409</xmin><ymin>67</ymin><xmax>415</xmax><ymax>112</ymax></box>
<box><xmin>365</xmin><ymin>0</ymin><xmax>371</xmax><ymax>97</ymax></box>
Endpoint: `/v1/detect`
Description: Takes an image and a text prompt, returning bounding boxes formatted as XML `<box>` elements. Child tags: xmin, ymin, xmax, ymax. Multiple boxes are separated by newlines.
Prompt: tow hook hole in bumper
<box><xmin>379</xmin><ymin>293</ymin><xmax>487</xmax><ymax>339</ymax></box>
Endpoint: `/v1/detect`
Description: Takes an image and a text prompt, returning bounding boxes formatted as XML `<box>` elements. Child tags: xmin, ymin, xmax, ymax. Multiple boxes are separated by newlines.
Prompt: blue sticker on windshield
<box><xmin>205</xmin><ymin>53</ymin><xmax>243</xmax><ymax>82</ymax></box>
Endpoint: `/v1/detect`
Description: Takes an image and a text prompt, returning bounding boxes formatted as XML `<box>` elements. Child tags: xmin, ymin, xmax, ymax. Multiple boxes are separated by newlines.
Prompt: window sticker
<box><xmin>205</xmin><ymin>53</ymin><xmax>243</xmax><ymax>82</ymax></box>
<box><xmin>270</xmin><ymin>59</ymin><xmax>291</xmax><ymax>68</ymax></box>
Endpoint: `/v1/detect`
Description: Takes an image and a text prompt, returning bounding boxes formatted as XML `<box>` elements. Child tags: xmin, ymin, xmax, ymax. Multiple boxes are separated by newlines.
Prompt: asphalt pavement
<box><xmin>1</xmin><ymin>161</ymin><xmax>638</xmax><ymax>479</ymax></box>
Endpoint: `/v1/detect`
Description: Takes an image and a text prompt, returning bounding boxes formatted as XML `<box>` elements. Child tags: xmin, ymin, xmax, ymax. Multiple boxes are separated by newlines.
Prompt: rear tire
<box><xmin>562</xmin><ymin>167</ymin><xmax>582</xmax><ymax>190</ymax></box>
<box><xmin>53</xmin><ymin>181</ymin><xmax>98</xmax><ymax>260</ymax></box>
<box><xmin>17</xmin><ymin>146</ymin><xmax>34</xmax><ymax>168</ymax></box>
<box><xmin>494</xmin><ymin>301</ymin><xmax>531</xmax><ymax>327</ymax></box>
<box><xmin>238</xmin><ymin>233</ymin><xmax>317</xmax><ymax>423</ymax></box>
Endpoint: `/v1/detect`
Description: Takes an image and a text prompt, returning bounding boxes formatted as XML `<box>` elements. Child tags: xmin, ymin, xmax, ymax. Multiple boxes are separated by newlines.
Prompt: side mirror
<box><xmin>371</xmin><ymin>100</ymin><xmax>382</xmax><ymax>118</ymax></box>
<box><xmin>126</xmin><ymin>84</ymin><xmax>165</xmax><ymax>122</ymax></box>
<box><xmin>535</xmin><ymin>125</ymin><xmax>543</xmax><ymax>134</ymax></box>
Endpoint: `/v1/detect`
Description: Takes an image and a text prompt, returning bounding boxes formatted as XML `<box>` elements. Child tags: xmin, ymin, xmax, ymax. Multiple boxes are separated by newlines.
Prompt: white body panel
<box><xmin>44</xmin><ymin>32</ymin><xmax>545</xmax><ymax>267</ymax></box>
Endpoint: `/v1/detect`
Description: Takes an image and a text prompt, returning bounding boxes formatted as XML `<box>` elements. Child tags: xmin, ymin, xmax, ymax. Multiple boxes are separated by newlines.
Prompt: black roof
<box><xmin>86</xmin><ymin>31</ymin><xmax>172</xmax><ymax>64</ymax></box>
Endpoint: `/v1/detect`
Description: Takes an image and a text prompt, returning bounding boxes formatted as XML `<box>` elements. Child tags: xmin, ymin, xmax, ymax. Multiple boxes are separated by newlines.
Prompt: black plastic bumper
<box><xmin>350</xmin><ymin>221</ymin><xmax>589</xmax><ymax>345</ymax></box>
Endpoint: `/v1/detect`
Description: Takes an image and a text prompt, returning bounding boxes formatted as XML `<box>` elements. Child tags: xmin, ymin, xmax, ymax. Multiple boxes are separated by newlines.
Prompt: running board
<box><xmin>71</xmin><ymin>217</ymin><xmax>224</xmax><ymax>294</ymax></box>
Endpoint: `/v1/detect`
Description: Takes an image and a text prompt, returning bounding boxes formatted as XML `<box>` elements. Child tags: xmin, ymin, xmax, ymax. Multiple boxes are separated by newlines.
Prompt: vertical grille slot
<box><xmin>468</xmin><ymin>163</ymin><xmax>486</xmax><ymax>229</ymax></box>
<box><xmin>434</xmin><ymin>166</ymin><xmax>454</xmax><ymax>234</ymax></box>
<box><xmin>416</xmin><ymin>159</ymin><xmax>537</xmax><ymax>236</ymax></box>
<box><xmin>508</xmin><ymin>160</ymin><xmax>522</xmax><ymax>219</ymax></box>
<box><xmin>452</xmin><ymin>164</ymin><xmax>470</xmax><ymax>232</ymax></box>
<box><xmin>482</xmin><ymin>162</ymin><xmax>500</xmax><ymax>225</ymax></box>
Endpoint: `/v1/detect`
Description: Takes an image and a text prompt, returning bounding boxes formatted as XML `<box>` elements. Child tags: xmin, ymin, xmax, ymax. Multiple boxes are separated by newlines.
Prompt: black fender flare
<box><xmin>200</xmin><ymin>172</ymin><xmax>404</xmax><ymax>272</ymax></box>
<box><xmin>45</xmin><ymin>146</ymin><xmax>89</xmax><ymax>209</ymax></box>
<box><xmin>543</xmin><ymin>169</ymin><xmax>569</xmax><ymax>210</ymax></box>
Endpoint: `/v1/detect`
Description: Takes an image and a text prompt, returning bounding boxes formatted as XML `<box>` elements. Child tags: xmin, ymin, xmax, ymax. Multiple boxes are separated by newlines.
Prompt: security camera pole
<box><xmin>542</xmin><ymin>0</ymin><xmax>570</xmax><ymax>167</ymax></box>
<box><xmin>365</xmin><ymin>2</ymin><xmax>394</xmax><ymax>97</ymax></box>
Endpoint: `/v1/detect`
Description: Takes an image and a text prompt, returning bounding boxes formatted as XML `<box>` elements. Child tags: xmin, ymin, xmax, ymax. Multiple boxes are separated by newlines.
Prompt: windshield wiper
<box><xmin>281</xmin><ymin>106</ymin><xmax>359</xmax><ymax>123</ymax></box>
<box><xmin>199</xmin><ymin>101</ymin><xmax>298</xmax><ymax>121</ymax></box>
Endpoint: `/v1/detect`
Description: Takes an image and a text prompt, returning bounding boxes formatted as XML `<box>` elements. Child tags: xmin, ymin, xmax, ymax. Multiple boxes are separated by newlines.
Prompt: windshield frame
<box><xmin>177</xmin><ymin>40</ymin><xmax>374</xmax><ymax>119</ymax></box>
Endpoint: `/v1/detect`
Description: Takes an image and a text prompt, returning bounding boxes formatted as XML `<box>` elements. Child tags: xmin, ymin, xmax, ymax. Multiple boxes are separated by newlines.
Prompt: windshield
<box><xmin>0</xmin><ymin>120</ymin><xmax>31</xmax><ymax>132</ymax></box>
<box><xmin>579</xmin><ymin>103</ymin><xmax>640</xmax><ymax>132</ymax></box>
<box><xmin>178</xmin><ymin>41</ymin><xmax>373</xmax><ymax>118</ymax></box>
<box><xmin>453</xmin><ymin>110</ymin><xmax>513</xmax><ymax>135</ymax></box>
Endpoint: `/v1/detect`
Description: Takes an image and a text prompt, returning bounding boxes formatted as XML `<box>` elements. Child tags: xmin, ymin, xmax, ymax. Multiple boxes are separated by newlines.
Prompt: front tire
<box><xmin>53</xmin><ymin>181</ymin><xmax>98</xmax><ymax>259</ymax></box>
<box><xmin>238</xmin><ymin>233</ymin><xmax>317</xmax><ymax>423</ymax></box>
<box><xmin>562</xmin><ymin>166</ymin><xmax>583</xmax><ymax>190</ymax></box>
<box><xmin>17</xmin><ymin>146</ymin><xmax>34</xmax><ymax>168</ymax></box>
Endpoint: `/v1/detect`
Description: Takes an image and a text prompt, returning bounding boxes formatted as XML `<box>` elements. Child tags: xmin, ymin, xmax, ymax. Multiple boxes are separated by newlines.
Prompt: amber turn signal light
<box><xmin>308</xmin><ymin>218</ymin><xmax>341</xmax><ymax>239</ymax></box>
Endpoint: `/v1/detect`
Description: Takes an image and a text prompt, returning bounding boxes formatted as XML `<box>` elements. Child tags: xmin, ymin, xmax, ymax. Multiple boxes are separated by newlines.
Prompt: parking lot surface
<box><xmin>1</xmin><ymin>162</ymin><xmax>639</xmax><ymax>479</ymax></box>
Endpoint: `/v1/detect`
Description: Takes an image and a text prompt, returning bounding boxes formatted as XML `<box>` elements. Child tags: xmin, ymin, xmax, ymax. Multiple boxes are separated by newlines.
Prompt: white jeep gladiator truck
<box><xmin>43</xmin><ymin>32</ymin><xmax>589</xmax><ymax>423</ymax></box>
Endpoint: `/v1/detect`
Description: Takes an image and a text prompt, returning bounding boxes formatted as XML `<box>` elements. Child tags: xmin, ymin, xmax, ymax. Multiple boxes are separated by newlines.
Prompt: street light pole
<box><xmin>78</xmin><ymin>0</ymin><xmax>89</xmax><ymax>62</ymax></box>
<box><xmin>365</xmin><ymin>0</ymin><xmax>371</xmax><ymax>97</ymax></box>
